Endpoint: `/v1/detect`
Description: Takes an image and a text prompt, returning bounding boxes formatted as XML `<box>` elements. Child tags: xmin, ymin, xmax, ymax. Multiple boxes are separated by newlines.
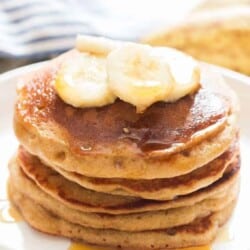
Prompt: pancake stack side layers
<box><xmin>9</xmin><ymin>36</ymin><xmax>240</xmax><ymax>249</ymax></box>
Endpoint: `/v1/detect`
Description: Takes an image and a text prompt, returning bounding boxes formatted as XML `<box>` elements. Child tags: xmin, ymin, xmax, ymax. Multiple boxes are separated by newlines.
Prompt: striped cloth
<box><xmin>0</xmin><ymin>0</ymin><xmax>98</xmax><ymax>58</ymax></box>
<box><xmin>0</xmin><ymin>0</ymin><xmax>203</xmax><ymax>59</ymax></box>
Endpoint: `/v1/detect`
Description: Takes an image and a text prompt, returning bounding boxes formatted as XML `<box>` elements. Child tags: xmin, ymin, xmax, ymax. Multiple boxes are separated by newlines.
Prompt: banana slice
<box><xmin>54</xmin><ymin>52</ymin><xmax>116</xmax><ymax>108</ymax></box>
<box><xmin>57</xmin><ymin>36</ymin><xmax>200</xmax><ymax>111</ymax></box>
<box><xmin>107</xmin><ymin>44</ymin><xmax>174</xmax><ymax>113</ymax></box>
<box><xmin>76</xmin><ymin>35</ymin><xmax>123</xmax><ymax>55</ymax></box>
<box><xmin>154</xmin><ymin>47</ymin><xmax>200</xmax><ymax>102</ymax></box>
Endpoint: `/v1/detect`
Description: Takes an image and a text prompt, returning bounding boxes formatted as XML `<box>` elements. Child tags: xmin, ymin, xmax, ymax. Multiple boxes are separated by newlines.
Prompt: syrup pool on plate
<box><xmin>68</xmin><ymin>242</ymin><xmax>116</xmax><ymax>250</ymax></box>
<box><xmin>68</xmin><ymin>241</ymin><xmax>211</xmax><ymax>250</ymax></box>
<box><xmin>0</xmin><ymin>199</ymin><xmax>22</xmax><ymax>223</ymax></box>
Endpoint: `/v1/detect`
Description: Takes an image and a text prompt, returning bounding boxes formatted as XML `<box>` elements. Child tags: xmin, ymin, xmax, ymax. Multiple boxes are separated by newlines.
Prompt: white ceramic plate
<box><xmin>0</xmin><ymin>63</ymin><xmax>250</xmax><ymax>250</ymax></box>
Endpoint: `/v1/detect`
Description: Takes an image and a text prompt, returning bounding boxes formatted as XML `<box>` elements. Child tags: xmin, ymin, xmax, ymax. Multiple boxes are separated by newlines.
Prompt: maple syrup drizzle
<box><xmin>0</xmin><ymin>199</ymin><xmax>22</xmax><ymax>223</ymax></box>
<box><xmin>215</xmin><ymin>225</ymin><xmax>234</xmax><ymax>243</ymax></box>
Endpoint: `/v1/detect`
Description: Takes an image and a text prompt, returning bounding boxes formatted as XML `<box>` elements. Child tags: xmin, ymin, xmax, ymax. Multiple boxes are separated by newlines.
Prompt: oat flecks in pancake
<box><xmin>9</xmin><ymin>183</ymin><xmax>237</xmax><ymax>250</ymax></box>
<box><xmin>8</xmin><ymin>160</ymin><xmax>239</xmax><ymax>231</ymax></box>
<box><xmin>18</xmin><ymin>142</ymin><xmax>239</xmax><ymax>200</ymax></box>
<box><xmin>12</xmin><ymin>150</ymin><xmax>240</xmax><ymax>214</ymax></box>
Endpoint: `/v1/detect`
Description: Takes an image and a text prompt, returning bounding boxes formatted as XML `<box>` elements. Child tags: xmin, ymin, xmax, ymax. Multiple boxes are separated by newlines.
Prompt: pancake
<box><xmin>143</xmin><ymin>6</ymin><xmax>250</xmax><ymax>75</ymax></box>
<box><xmin>9</xmin><ymin>185</ymin><xmax>237</xmax><ymax>249</ymax></box>
<box><xmin>14</xmin><ymin>49</ymin><xmax>238</xmax><ymax>179</ymax></box>
<box><xmin>10</xmin><ymin>43</ymin><xmax>241</xmax><ymax>249</ymax></box>
<box><xmin>10</xmin><ymin>152</ymin><xmax>240</xmax><ymax>214</ymax></box>
<box><xmin>18</xmin><ymin>141</ymin><xmax>239</xmax><ymax>200</ymax></box>
<box><xmin>9</xmin><ymin>168</ymin><xmax>238</xmax><ymax>231</ymax></box>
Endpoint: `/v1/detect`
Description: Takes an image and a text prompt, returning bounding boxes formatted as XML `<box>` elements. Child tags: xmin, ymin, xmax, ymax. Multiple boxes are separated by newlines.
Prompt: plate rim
<box><xmin>0</xmin><ymin>61</ymin><xmax>47</xmax><ymax>83</ymax></box>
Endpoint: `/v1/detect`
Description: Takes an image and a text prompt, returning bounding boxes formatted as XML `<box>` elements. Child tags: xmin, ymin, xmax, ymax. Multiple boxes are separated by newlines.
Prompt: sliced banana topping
<box><xmin>54</xmin><ymin>52</ymin><xmax>116</xmax><ymax>108</ymax></box>
<box><xmin>76</xmin><ymin>35</ymin><xmax>123</xmax><ymax>55</ymax></box>
<box><xmin>55</xmin><ymin>36</ymin><xmax>200</xmax><ymax>112</ymax></box>
<box><xmin>153</xmin><ymin>47</ymin><xmax>200</xmax><ymax>102</ymax></box>
<box><xmin>107</xmin><ymin>44</ymin><xmax>174</xmax><ymax>113</ymax></box>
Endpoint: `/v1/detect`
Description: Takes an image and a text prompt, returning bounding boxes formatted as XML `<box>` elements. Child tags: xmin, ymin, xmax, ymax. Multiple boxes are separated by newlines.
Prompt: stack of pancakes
<box><xmin>9</xmin><ymin>51</ymin><xmax>240</xmax><ymax>249</ymax></box>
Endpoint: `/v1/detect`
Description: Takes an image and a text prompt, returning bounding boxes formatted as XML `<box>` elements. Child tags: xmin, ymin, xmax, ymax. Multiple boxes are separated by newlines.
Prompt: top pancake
<box><xmin>14</xmin><ymin>50</ymin><xmax>238</xmax><ymax>179</ymax></box>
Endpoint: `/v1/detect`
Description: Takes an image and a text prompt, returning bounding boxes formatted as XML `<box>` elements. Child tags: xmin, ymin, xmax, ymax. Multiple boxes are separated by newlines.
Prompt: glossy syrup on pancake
<box><xmin>15</xmin><ymin>51</ymin><xmax>231</xmax><ymax>156</ymax></box>
<box><xmin>46</xmin><ymin>90</ymin><xmax>229</xmax><ymax>153</ymax></box>
<box><xmin>52</xmin><ymin>90</ymin><xmax>228</xmax><ymax>154</ymax></box>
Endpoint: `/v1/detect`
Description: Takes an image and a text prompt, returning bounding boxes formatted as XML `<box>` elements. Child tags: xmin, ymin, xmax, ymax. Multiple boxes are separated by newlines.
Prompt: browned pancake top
<box><xmin>15</xmin><ymin>50</ymin><xmax>231</xmax><ymax>155</ymax></box>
